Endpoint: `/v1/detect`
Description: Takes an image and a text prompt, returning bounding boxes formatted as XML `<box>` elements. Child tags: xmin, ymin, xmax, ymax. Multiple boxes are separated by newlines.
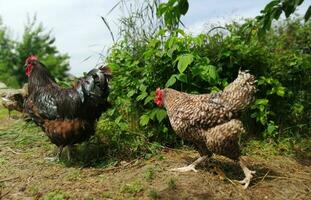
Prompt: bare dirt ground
<box><xmin>0</xmin><ymin>111</ymin><xmax>310</xmax><ymax>200</ymax></box>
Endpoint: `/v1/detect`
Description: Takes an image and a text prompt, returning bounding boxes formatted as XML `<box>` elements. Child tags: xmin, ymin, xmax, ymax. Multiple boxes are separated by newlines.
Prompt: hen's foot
<box><xmin>238</xmin><ymin>159</ymin><xmax>256</xmax><ymax>189</ymax></box>
<box><xmin>170</xmin><ymin>164</ymin><xmax>198</xmax><ymax>172</ymax></box>
<box><xmin>237</xmin><ymin>170</ymin><xmax>256</xmax><ymax>189</ymax></box>
<box><xmin>170</xmin><ymin>155</ymin><xmax>209</xmax><ymax>173</ymax></box>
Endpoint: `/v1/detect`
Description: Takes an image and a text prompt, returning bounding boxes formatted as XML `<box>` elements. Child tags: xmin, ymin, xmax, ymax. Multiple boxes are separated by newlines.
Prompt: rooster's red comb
<box><xmin>26</xmin><ymin>55</ymin><xmax>38</xmax><ymax>63</ymax></box>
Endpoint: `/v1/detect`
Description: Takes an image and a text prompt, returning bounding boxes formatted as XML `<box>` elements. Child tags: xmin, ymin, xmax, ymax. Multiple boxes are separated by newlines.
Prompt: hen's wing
<box><xmin>170</xmin><ymin>93</ymin><xmax>231</xmax><ymax>130</ymax></box>
<box><xmin>202</xmin><ymin>119</ymin><xmax>244</xmax><ymax>160</ymax></box>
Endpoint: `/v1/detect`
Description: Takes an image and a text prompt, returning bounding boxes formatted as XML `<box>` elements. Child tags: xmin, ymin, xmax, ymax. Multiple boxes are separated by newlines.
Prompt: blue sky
<box><xmin>0</xmin><ymin>0</ymin><xmax>310</xmax><ymax>76</ymax></box>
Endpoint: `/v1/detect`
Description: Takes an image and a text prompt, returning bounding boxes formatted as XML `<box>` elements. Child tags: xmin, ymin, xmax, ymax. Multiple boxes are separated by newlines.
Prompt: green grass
<box><xmin>0</xmin><ymin>156</ymin><xmax>7</xmax><ymax>165</ymax></box>
<box><xmin>0</xmin><ymin>107</ymin><xmax>8</xmax><ymax>120</ymax></box>
<box><xmin>43</xmin><ymin>190</ymin><xmax>69</xmax><ymax>200</ymax></box>
<box><xmin>121</xmin><ymin>180</ymin><xmax>144</xmax><ymax>195</ymax></box>
<box><xmin>167</xmin><ymin>178</ymin><xmax>177</xmax><ymax>190</ymax></box>
<box><xmin>143</xmin><ymin>167</ymin><xmax>155</xmax><ymax>181</ymax></box>
<box><xmin>148</xmin><ymin>188</ymin><xmax>159</xmax><ymax>199</ymax></box>
<box><xmin>0</xmin><ymin>107</ymin><xmax>21</xmax><ymax>120</ymax></box>
<box><xmin>243</xmin><ymin>136</ymin><xmax>311</xmax><ymax>158</ymax></box>
<box><xmin>0</xmin><ymin>119</ymin><xmax>48</xmax><ymax>149</ymax></box>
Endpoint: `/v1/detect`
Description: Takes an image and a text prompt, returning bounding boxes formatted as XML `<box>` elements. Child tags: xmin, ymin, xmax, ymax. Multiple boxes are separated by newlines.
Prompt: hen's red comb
<box><xmin>26</xmin><ymin>55</ymin><xmax>38</xmax><ymax>63</ymax></box>
<box><xmin>156</xmin><ymin>87</ymin><xmax>161</xmax><ymax>93</ymax></box>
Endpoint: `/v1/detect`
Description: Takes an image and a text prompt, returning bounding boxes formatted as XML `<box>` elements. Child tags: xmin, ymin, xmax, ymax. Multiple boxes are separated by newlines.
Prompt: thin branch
<box><xmin>101</xmin><ymin>16</ymin><xmax>115</xmax><ymax>43</ymax></box>
<box><xmin>207</xmin><ymin>26</ymin><xmax>229</xmax><ymax>35</ymax></box>
<box><xmin>106</xmin><ymin>0</ymin><xmax>121</xmax><ymax>16</ymax></box>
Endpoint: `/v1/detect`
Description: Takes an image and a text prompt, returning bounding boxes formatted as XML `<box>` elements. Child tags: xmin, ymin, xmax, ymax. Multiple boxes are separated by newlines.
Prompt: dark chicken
<box><xmin>155</xmin><ymin>71</ymin><xmax>256</xmax><ymax>189</ymax></box>
<box><xmin>1</xmin><ymin>92</ymin><xmax>24</xmax><ymax>118</ymax></box>
<box><xmin>24</xmin><ymin>55</ymin><xmax>111</xmax><ymax>160</ymax></box>
<box><xmin>1</xmin><ymin>83</ymin><xmax>28</xmax><ymax>118</ymax></box>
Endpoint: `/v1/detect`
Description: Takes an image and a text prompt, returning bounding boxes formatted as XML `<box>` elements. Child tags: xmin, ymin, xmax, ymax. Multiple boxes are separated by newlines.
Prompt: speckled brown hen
<box><xmin>155</xmin><ymin>71</ymin><xmax>256</xmax><ymax>189</ymax></box>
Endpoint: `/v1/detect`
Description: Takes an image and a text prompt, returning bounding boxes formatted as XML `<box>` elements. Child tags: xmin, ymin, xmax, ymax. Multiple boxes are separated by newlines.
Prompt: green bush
<box><xmin>97</xmin><ymin>10</ymin><xmax>311</xmax><ymax>157</ymax></box>
<box><xmin>0</xmin><ymin>16</ymin><xmax>70</xmax><ymax>87</ymax></box>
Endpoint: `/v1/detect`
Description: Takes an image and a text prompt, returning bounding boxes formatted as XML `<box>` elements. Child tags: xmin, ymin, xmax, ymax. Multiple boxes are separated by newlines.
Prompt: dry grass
<box><xmin>0</xmin><ymin>108</ymin><xmax>310</xmax><ymax>199</ymax></box>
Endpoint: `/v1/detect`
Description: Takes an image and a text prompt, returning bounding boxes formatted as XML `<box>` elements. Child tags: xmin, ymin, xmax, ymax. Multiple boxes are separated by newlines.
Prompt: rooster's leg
<box><xmin>170</xmin><ymin>155</ymin><xmax>208</xmax><ymax>172</ymax></box>
<box><xmin>237</xmin><ymin>158</ymin><xmax>256</xmax><ymax>189</ymax></box>
<box><xmin>57</xmin><ymin>146</ymin><xmax>64</xmax><ymax>160</ymax></box>
<box><xmin>44</xmin><ymin>146</ymin><xmax>64</xmax><ymax>162</ymax></box>
<box><xmin>67</xmin><ymin>145</ymin><xmax>74</xmax><ymax>161</ymax></box>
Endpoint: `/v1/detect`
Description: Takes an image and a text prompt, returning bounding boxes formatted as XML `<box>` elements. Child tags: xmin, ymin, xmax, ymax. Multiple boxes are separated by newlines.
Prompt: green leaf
<box><xmin>149</xmin><ymin>108</ymin><xmax>158</xmax><ymax>120</ymax></box>
<box><xmin>127</xmin><ymin>90</ymin><xmax>136</xmax><ymax>97</ymax></box>
<box><xmin>176</xmin><ymin>73</ymin><xmax>187</xmax><ymax>83</ymax></box>
<box><xmin>165</xmin><ymin>74</ymin><xmax>177</xmax><ymax>87</ymax></box>
<box><xmin>250</xmin><ymin>112</ymin><xmax>257</xmax><ymax>118</ymax></box>
<box><xmin>255</xmin><ymin>99</ymin><xmax>269</xmax><ymax>106</ymax></box>
<box><xmin>139</xmin><ymin>84</ymin><xmax>147</xmax><ymax>92</ymax></box>
<box><xmin>264</xmin><ymin>0</ymin><xmax>280</xmax><ymax>11</ymax></box>
<box><xmin>115</xmin><ymin>116</ymin><xmax>122</xmax><ymax>124</ymax></box>
<box><xmin>178</xmin><ymin>0</ymin><xmax>189</xmax><ymax>15</ymax></box>
<box><xmin>136</xmin><ymin>92</ymin><xmax>148</xmax><ymax>101</ymax></box>
<box><xmin>296</xmin><ymin>0</ymin><xmax>304</xmax><ymax>6</ymax></box>
<box><xmin>156</xmin><ymin>4</ymin><xmax>167</xmax><ymax>17</ymax></box>
<box><xmin>207</xmin><ymin>65</ymin><xmax>218</xmax><ymax>81</ymax></box>
<box><xmin>144</xmin><ymin>96</ymin><xmax>154</xmax><ymax>105</ymax></box>
<box><xmin>305</xmin><ymin>6</ymin><xmax>311</xmax><ymax>21</ymax></box>
<box><xmin>140</xmin><ymin>115</ymin><xmax>150</xmax><ymax>126</ymax></box>
<box><xmin>167</xmin><ymin>45</ymin><xmax>178</xmax><ymax>58</ymax></box>
<box><xmin>156</xmin><ymin>109</ymin><xmax>167</xmax><ymax>122</ymax></box>
<box><xmin>176</xmin><ymin>54</ymin><xmax>193</xmax><ymax>73</ymax></box>
<box><xmin>276</xmin><ymin>86</ymin><xmax>285</xmax><ymax>97</ymax></box>
<box><xmin>284</xmin><ymin>4</ymin><xmax>296</xmax><ymax>18</ymax></box>
<box><xmin>267</xmin><ymin>122</ymin><xmax>277</xmax><ymax>134</ymax></box>
<box><xmin>222</xmin><ymin>50</ymin><xmax>231</xmax><ymax>57</ymax></box>
<box><xmin>272</xmin><ymin>6</ymin><xmax>282</xmax><ymax>20</ymax></box>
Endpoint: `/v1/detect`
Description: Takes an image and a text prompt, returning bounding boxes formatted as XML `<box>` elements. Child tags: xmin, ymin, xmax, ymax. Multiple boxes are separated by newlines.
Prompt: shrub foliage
<box><xmin>95</xmin><ymin>0</ymin><xmax>311</xmax><ymax>158</ymax></box>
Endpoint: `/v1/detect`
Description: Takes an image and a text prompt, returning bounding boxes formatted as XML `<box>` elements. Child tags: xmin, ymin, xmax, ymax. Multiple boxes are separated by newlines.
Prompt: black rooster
<box><xmin>24</xmin><ymin>55</ymin><xmax>111</xmax><ymax>161</ymax></box>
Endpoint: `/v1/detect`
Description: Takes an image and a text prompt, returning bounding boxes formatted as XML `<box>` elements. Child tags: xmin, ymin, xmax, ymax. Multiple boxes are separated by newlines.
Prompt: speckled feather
<box><xmin>162</xmin><ymin>71</ymin><xmax>256</xmax><ymax>160</ymax></box>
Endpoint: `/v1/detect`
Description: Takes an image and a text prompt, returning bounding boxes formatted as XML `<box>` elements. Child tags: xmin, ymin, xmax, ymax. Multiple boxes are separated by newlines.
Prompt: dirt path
<box><xmin>0</xmin><ymin>115</ymin><xmax>310</xmax><ymax>200</ymax></box>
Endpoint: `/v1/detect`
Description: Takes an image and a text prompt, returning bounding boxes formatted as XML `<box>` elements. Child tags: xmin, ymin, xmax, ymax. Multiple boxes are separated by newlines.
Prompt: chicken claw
<box><xmin>170</xmin><ymin>165</ymin><xmax>198</xmax><ymax>172</ymax></box>
<box><xmin>44</xmin><ymin>156</ymin><xmax>60</xmax><ymax>162</ymax></box>
<box><xmin>44</xmin><ymin>146</ymin><xmax>64</xmax><ymax>162</ymax></box>
<box><xmin>238</xmin><ymin>159</ymin><xmax>256</xmax><ymax>189</ymax></box>
<box><xmin>170</xmin><ymin>156</ymin><xmax>208</xmax><ymax>173</ymax></box>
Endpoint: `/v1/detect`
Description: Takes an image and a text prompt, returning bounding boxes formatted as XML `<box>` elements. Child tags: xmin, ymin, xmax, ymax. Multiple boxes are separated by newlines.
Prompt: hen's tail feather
<box><xmin>218</xmin><ymin>71</ymin><xmax>256</xmax><ymax>112</ymax></box>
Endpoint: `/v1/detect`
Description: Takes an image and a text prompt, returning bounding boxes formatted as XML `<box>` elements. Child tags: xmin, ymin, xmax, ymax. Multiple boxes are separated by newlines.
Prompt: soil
<box><xmin>0</xmin><ymin>114</ymin><xmax>310</xmax><ymax>200</ymax></box>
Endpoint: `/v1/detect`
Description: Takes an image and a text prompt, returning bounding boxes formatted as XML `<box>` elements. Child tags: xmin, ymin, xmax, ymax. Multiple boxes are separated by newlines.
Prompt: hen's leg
<box><xmin>170</xmin><ymin>155</ymin><xmax>209</xmax><ymax>172</ymax></box>
<box><xmin>237</xmin><ymin>158</ymin><xmax>256</xmax><ymax>189</ymax></box>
